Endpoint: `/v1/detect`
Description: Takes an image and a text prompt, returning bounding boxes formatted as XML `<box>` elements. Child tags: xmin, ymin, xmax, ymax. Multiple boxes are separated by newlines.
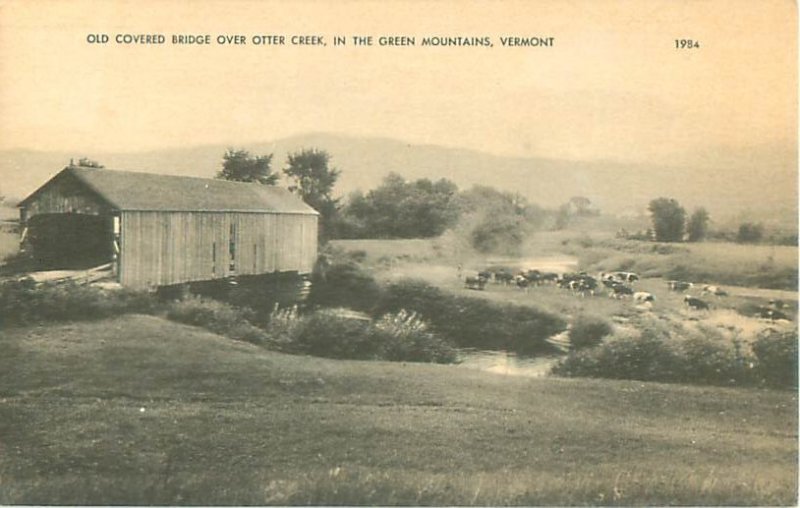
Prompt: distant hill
<box><xmin>0</xmin><ymin>133</ymin><xmax>795</xmax><ymax>226</ymax></box>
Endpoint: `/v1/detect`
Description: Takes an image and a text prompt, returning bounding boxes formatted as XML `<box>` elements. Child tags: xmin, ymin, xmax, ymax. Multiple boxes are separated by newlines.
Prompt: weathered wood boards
<box><xmin>18</xmin><ymin>166</ymin><xmax>319</xmax><ymax>289</ymax></box>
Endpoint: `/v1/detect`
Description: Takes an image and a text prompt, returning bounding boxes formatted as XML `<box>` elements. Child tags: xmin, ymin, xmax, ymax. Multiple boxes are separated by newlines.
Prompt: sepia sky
<box><xmin>0</xmin><ymin>0</ymin><xmax>796</xmax><ymax>164</ymax></box>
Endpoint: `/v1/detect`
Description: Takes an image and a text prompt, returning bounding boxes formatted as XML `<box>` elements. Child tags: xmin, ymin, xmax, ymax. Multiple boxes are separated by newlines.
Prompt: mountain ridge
<box><xmin>1</xmin><ymin>133</ymin><xmax>795</xmax><ymax>224</ymax></box>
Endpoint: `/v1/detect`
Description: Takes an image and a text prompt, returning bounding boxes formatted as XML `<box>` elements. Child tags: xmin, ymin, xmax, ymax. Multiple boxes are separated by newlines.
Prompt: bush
<box><xmin>553</xmin><ymin>322</ymin><xmax>771</xmax><ymax>388</ymax></box>
<box><xmin>289</xmin><ymin>309</ymin><xmax>379</xmax><ymax>360</ymax></box>
<box><xmin>372</xmin><ymin>309</ymin><xmax>457</xmax><ymax>363</ymax></box>
<box><xmin>165</xmin><ymin>296</ymin><xmax>268</xmax><ymax>345</ymax></box>
<box><xmin>568</xmin><ymin>315</ymin><xmax>613</xmax><ymax>350</ymax></box>
<box><xmin>171</xmin><ymin>272</ymin><xmax>310</xmax><ymax>327</ymax></box>
<box><xmin>0</xmin><ymin>278</ymin><xmax>156</xmax><ymax>327</ymax></box>
<box><xmin>737</xmin><ymin>222</ymin><xmax>764</xmax><ymax>243</ymax></box>
<box><xmin>752</xmin><ymin>329</ymin><xmax>798</xmax><ymax>389</ymax></box>
<box><xmin>375</xmin><ymin>279</ymin><xmax>566</xmax><ymax>355</ymax></box>
<box><xmin>287</xmin><ymin>308</ymin><xmax>458</xmax><ymax>363</ymax></box>
<box><xmin>263</xmin><ymin>304</ymin><xmax>304</xmax><ymax>351</ymax></box>
<box><xmin>553</xmin><ymin>327</ymin><xmax>682</xmax><ymax>382</ymax></box>
<box><xmin>307</xmin><ymin>261</ymin><xmax>384</xmax><ymax>313</ymax></box>
<box><xmin>676</xmin><ymin>327</ymin><xmax>754</xmax><ymax>386</ymax></box>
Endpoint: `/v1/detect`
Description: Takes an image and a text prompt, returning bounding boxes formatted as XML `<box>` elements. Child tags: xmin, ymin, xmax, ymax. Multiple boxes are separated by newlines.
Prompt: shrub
<box><xmin>470</xmin><ymin>216</ymin><xmax>526</xmax><ymax>255</ymax></box>
<box><xmin>737</xmin><ymin>222</ymin><xmax>764</xmax><ymax>244</ymax></box>
<box><xmin>372</xmin><ymin>309</ymin><xmax>457</xmax><ymax>363</ymax></box>
<box><xmin>553</xmin><ymin>327</ymin><xmax>682</xmax><ymax>382</ymax></box>
<box><xmin>375</xmin><ymin>278</ymin><xmax>566</xmax><ymax>355</ymax></box>
<box><xmin>752</xmin><ymin>329</ymin><xmax>798</xmax><ymax>389</ymax></box>
<box><xmin>173</xmin><ymin>272</ymin><xmax>310</xmax><ymax>327</ymax></box>
<box><xmin>568</xmin><ymin>315</ymin><xmax>613</xmax><ymax>350</ymax></box>
<box><xmin>290</xmin><ymin>309</ymin><xmax>379</xmax><ymax>360</ymax></box>
<box><xmin>165</xmin><ymin>296</ymin><xmax>268</xmax><ymax>345</ymax></box>
<box><xmin>278</xmin><ymin>307</ymin><xmax>457</xmax><ymax>363</ymax></box>
<box><xmin>263</xmin><ymin>304</ymin><xmax>304</xmax><ymax>351</ymax></box>
<box><xmin>676</xmin><ymin>327</ymin><xmax>755</xmax><ymax>386</ymax></box>
<box><xmin>307</xmin><ymin>261</ymin><xmax>383</xmax><ymax>313</ymax></box>
<box><xmin>0</xmin><ymin>278</ymin><xmax>156</xmax><ymax>327</ymax></box>
<box><xmin>554</xmin><ymin>322</ymin><xmax>774</xmax><ymax>388</ymax></box>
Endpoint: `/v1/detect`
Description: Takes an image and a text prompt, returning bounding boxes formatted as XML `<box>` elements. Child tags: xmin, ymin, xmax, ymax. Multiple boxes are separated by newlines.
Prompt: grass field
<box><xmin>0</xmin><ymin>315</ymin><xmax>796</xmax><ymax>505</ymax></box>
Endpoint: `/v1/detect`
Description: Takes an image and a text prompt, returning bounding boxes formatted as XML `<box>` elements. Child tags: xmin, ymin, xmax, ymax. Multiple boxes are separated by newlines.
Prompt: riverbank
<box><xmin>1</xmin><ymin>314</ymin><xmax>796</xmax><ymax>505</ymax></box>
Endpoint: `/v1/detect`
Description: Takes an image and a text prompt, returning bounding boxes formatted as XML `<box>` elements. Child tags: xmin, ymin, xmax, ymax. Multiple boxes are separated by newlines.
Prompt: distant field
<box><xmin>333</xmin><ymin>231</ymin><xmax>798</xmax><ymax>291</ymax></box>
<box><xmin>0</xmin><ymin>230</ymin><xmax>18</xmax><ymax>261</ymax></box>
<box><xmin>575</xmin><ymin>239</ymin><xmax>798</xmax><ymax>291</ymax></box>
<box><xmin>0</xmin><ymin>315</ymin><xmax>796</xmax><ymax>505</ymax></box>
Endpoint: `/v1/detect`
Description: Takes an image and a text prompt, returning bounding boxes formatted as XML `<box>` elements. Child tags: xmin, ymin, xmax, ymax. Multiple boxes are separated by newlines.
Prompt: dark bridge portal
<box><xmin>27</xmin><ymin>214</ymin><xmax>113</xmax><ymax>270</ymax></box>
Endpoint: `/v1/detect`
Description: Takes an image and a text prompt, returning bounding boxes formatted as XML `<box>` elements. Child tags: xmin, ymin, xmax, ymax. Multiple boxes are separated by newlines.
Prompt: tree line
<box><xmin>214</xmin><ymin>148</ymin><xmax>558</xmax><ymax>252</ymax></box>
<box><xmin>646</xmin><ymin>197</ymin><xmax>786</xmax><ymax>244</ymax></box>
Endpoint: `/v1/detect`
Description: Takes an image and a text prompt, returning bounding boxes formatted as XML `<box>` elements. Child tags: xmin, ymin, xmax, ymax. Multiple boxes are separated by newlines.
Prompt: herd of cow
<box><xmin>463</xmin><ymin>267</ymin><xmax>792</xmax><ymax>320</ymax></box>
<box><xmin>464</xmin><ymin>268</ymin><xmax>652</xmax><ymax>301</ymax></box>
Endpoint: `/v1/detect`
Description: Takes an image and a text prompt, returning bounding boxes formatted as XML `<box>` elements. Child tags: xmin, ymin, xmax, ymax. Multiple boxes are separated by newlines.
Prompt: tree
<box><xmin>283</xmin><ymin>148</ymin><xmax>341</xmax><ymax>240</ymax></box>
<box><xmin>216</xmin><ymin>149</ymin><xmax>278</xmax><ymax>184</ymax></box>
<box><xmin>76</xmin><ymin>158</ymin><xmax>104</xmax><ymax>168</ymax></box>
<box><xmin>686</xmin><ymin>207</ymin><xmax>710</xmax><ymax>242</ymax></box>
<box><xmin>340</xmin><ymin>173</ymin><xmax>460</xmax><ymax>238</ymax></box>
<box><xmin>457</xmin><ymin>185</ymin><xmax>543</xmax><ymax>253</ymax></box>
<box><xmin>737</xmin><ymin>222</ymin><xmax>763</xmax><ymax>243</ymax></box>
<box><xmin>569</xmin><ymin>196</ymin><xmax>597</xmax><ymax>216</ymax></box>
<box><xmin>648</xmin><ymin>198</ymin><xmax>686</xmax><ymax>242</ymax></box>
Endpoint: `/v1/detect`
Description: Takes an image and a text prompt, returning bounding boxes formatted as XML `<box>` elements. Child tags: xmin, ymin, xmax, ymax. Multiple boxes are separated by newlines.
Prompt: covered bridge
<box><xmin>18</xmin><ymin>165</ymin><xmax>318</xmax><ymax>289</ymax></box>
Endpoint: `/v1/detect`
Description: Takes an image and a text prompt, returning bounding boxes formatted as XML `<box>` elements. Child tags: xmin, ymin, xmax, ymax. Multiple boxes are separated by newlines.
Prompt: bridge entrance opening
<box><xmin>25</xmin><ymin>213</ymin><xmax>114</xmax><ymax>270</ymax></box>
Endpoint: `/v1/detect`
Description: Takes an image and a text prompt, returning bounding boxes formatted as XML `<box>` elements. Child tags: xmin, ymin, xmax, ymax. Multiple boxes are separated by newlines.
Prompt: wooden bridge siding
<box><xmin>23</xmin><ymin>175</ymin><xmax>109</xmax><ymax>221</ymax></box>
<box><xmin>119</xmin><ymin>211</ymin><xmax>317</xmax><ymax>289</ymax></box>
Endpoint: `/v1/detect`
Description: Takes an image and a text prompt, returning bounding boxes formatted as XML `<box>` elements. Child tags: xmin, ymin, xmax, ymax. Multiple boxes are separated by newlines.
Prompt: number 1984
<box><xmin>675</xmin><ymin>39</ymin><xmax>700</xmax><ymax>49</ymax></box>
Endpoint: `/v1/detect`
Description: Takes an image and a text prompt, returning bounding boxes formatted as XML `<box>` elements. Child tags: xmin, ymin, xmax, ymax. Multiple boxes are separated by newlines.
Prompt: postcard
<box><xmin>0</xmin><ymin>1</ymin><xmax>796</xmax><ymax>505</ymax></box>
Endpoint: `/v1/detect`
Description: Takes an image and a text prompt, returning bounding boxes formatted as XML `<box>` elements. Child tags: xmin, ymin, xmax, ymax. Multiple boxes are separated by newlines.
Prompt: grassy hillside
<box><xmin>0</xmin><ymin>315</ymin><xmax>796</xmax><ymax>505</ymax></box>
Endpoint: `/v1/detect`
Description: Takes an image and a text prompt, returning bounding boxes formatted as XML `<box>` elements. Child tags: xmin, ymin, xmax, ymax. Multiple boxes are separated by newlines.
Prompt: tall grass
<box><xmin>5</xmin><ymin>465</ymin><xmax>791</xmax><ymax>506</ymax></box>
<box><xmin>577</xmin><ymin>238</ymin><xmax>797</xmax><ymax>290</ymax></box>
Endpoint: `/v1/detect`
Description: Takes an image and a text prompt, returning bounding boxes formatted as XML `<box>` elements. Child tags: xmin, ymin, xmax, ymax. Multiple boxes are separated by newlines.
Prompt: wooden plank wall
<box><xmin>119</xmin><ymin>211</ymin><xmax>317</xmax><ymax>289</ymax></box>
<box><xmin>23</xmin><ymin>175</ymin><xmax>108</xmax><ymax>220</ymax></box>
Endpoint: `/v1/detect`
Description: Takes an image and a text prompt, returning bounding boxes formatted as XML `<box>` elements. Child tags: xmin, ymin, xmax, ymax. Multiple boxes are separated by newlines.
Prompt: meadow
<box><xmin>1</xmin><ymin>213</ymin><xmax>797</xmax><ymax>505</ymax></box>
<box><xmin>0</xmin><ymin>315</ymin><xmax>796</xmax><ymax>505</ymax></box>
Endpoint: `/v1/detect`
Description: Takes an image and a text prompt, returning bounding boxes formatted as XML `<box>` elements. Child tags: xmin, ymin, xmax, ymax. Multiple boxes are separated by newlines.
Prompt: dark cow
<box><xmin>602</xmin><ymin>278</ymin><xmax>619</xmax><ymax>289</ymax></box>
<box><xmin>464</xmin><ymin>275</ymin><xmax>487</xmax><ymax>290</ymax></box>
<box><xmin>684</xmin><ymin>296</ymin><xmax>709</xmax><ymax>310</ymax></box>
<box><xmin>769</xmin><ymin>299</ymin><xmax>788</xmax><ymax>310</ymax></box>
<box><xmin>756</xmin><ymin>307</ymin><xmax>791</xmax><ymax>321</ymax></box>
<box><xmin>564</xmin><ymin>275</ymin><xmax>597</xmax><ymax>296</ymax></box>
<box><xmin>614</xmin><ymin>272</ymin><xmax>639</xmax><ymax>283</ymax></box>
<box><xmin>559</xmin><ymin>272</ymin><xmax>585</xmax><ymax>288</ymax></box>
<box><xmin>540</xmin><ymin>272</ymin><xmax>560</xmax><ymax>284</ymax></box>
<box><xmin>523</xmin><ymin>269</ymin><xmax>542</xmax><ymax>285</ymax></box>
<box><xmin>494</xmin><ymin>270</ymin><xmax>515</xmax><ymax>285</ymax></box>
<box><xmin>478</xmin><ymin>270</ymin><xmax>493</xmax><ymax>281</ymax></box>
<box><xmin>610</xmin><ymin>284</ymin><xmax>634</xmax><ymax>298</ymax></box>
<box><xmin>515</xmin><ymin>275</ymin><xmax>531</xmax><ymax>290</ymax></box>
<box><xmin>667</xmin><ymin>280</ymin><xmax>694</xmax><ymax>292</ymax></box>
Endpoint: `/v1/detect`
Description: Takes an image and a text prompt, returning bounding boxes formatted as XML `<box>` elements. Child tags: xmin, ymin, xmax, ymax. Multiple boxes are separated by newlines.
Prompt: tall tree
<box><xmin>737</xmin><ymin>222</ymin><xmax>764</xmax><ymax>243</ymax></box>
<box><xmin>283</xmin><ymin>148</ymin><xmax>341</xmax><ymax>240</ymax></box>
<box><xmin>341</xmin><ymin>173</ymin><xmax>460</xmax><ymax>238</ymax></box>
<box><xmin>648</xmin><ymin>198</ymin><xmax>686</xmax><ymax>242</ymax></box>
<box><xmin>216</xmin><ymin>149</ymin><xmax>278</xmax><ymax>184</ymax></box>
<box><xmin>686</xmin><ymin>207</ymin><xmax>710</xmax><ymax>242</ymax></box>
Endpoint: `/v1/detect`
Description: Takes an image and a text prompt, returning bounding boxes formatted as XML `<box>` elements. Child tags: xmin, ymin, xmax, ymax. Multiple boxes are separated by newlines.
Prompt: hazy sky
<box><xmin>0</xmin><ymin>0</ymin><xmax>796</xmax><ymax>164</ymax></box>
